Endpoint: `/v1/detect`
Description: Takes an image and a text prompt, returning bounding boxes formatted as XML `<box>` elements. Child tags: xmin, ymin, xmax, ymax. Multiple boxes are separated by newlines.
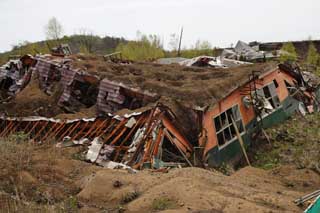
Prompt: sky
<box><xmin>0</xmin><ymin>0</ymin><xmax>320</xmax><ymax>53</ymax></box>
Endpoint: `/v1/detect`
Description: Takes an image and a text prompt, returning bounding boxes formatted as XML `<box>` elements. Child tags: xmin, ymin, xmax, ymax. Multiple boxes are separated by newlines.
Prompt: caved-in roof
<box><xmin>70</xmin><ymin>55</ymin><xmax>277</xmax><ymax>108</ymax></box>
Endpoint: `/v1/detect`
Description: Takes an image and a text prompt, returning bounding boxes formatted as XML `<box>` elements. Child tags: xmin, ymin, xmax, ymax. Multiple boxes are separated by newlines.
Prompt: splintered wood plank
<box><xmin>113</xmin><ymin>116</ymin><xmax>146</xmax><ymax>162</ymax></box>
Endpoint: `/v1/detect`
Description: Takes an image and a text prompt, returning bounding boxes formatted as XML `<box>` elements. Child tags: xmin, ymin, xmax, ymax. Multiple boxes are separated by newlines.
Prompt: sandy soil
<box><xmin>0</xmin><ymin>144</ymin><xmax>318</xmax><ymax>212</ymax></box>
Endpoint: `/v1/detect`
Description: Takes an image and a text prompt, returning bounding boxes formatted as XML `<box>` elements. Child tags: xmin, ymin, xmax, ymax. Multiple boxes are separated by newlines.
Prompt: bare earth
<box><xmin>0</xmin><ymin>145</ymin><xmax>318</xmax><ymax>213</ymax></box>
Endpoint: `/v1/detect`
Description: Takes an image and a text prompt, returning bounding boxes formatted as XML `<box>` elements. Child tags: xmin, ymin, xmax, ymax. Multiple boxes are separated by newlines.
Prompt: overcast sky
<box><xmin>0</xmin><ymin>0</ymin><xmax>319</xmax><ymax>52</ymax></box>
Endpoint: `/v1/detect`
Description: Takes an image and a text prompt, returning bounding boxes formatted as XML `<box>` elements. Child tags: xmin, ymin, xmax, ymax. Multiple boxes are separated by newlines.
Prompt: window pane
<box><xmin>230</xmin><ymin>124</ymin><xmax>236</xmax><ymax>138</ymax></box>
<box><xmin>223</xmin><ymin>128</ymin><xmax>232</xmax><ymax>142</ymax></box>
<box><xmin>263</xmin><ymin>86</ymin><xmax>271</xmax><ymax>98</ymax></box>
<box><xmin>217</xmin><ymin>132</ymin><xmax>225</xmax><ymax>146</ymax></box>
<box><xmin>273</xmin><ymin>79</ymin><xmax>279</xmax><ymax>88</ymax></box>
<box><xmin>268</xmin><ymin>97</ymin><xmax>275</xmax><ymax>108</ymax></box>
<box><xmin>220</xmin><ymin>112</ymin><xmax>228</xmax><ymax>127</ymax></box>
<box><xmin>268</xmin><ymin>83</ymin><xmax>277</xmax><ymax>96</ymax></box>
<box><xmin>214</xmin><ymin>116</ymin><xmax>222</xmax><ymax>132</ymax></box>
<box><xmin>256</xmin><ymin>89</ymin><xmax>264</xmax><ymax>98</ymax></box>
<box><xmin>226</xmin><ymin>108</ymin><xmax>233</xmax><ymax>123</ymax></box>
<box><xmin>272</xmin><ymin>96</ymin><xmax>280</xmax><ymax>108</ymax></box>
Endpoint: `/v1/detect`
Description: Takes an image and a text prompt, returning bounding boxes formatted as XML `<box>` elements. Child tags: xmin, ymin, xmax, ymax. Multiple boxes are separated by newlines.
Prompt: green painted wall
<box><xmin>305</xmin><ymin>196</ymin><xmax>320</xmax><ymax>213</ymax></box>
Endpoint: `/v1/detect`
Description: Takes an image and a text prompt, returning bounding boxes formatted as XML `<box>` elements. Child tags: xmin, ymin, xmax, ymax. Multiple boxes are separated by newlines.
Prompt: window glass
<box><xmin>223</xmin><ymin>128</ymin><xmax>232</xmax><ymax>141</ymax></box>
<box><xmin>263</xmin><ymin>86</ymin><xmax>271</xmax><ymax>98</ymax></box>
<box><xmin>213</xmin><ymin>105</ymin><xmax>245</xmax><ymax>149</ymax></box>
<box><xmin>220</xmin><ymin>112</ymin><xmax>228</xmax><ymax>128</ymax></box>
<box><xmin>214</xmin><ymin>117</ymin><xmax>221</xmax><ymax>132</ymax></box>
<box><xmin>256</xmin><ymin>81</ymin><xmax>281</xmax><ymax>116</ymax></box>
<box><xmin>226</xmin><ymin>108</ymin><xmax>233</xmax><ymax>123</ymax></box>
<box><xmin>272</xmin><ymin>96</ymin><xmax>280</xmax><ymax>108</ymax></box>
<box><xmin>217</xmin><ymin>132</ymin><xmax>225</xmax><ymax>146</ymax></box>
<box><xmin>268</xmin><ymin>83</ymin><xmax>277</xmax><ymax>96</ymax></box>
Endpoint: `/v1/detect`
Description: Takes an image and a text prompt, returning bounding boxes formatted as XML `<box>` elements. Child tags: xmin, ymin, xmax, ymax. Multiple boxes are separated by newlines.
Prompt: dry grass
<box><xmin>0</xmin><ymin>133</ymin><xmax>81</xmax><ymax>212</ymax></box>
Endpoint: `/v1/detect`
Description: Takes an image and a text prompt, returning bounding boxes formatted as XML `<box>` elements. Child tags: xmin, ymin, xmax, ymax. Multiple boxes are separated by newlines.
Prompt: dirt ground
<box><xmin>0</xmin><ymin>76</ymin><xmax>64</xmax><ymax>117</ymax></box>
<box><xmin>0</xmin><ymin>139</ymin><xmax>318</xmax><ymax>213</ymax></box>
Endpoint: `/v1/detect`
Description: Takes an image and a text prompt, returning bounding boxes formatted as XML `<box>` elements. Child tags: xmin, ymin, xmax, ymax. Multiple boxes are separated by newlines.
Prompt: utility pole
<box><xmin>177</xmin><ymin>27</ymin><xmax>183</xmax><ymax>57</ymax></box>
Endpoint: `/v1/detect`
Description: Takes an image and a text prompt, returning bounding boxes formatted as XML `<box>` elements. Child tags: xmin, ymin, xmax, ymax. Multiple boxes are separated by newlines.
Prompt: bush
<box><xmin>116</xmin><ymin>34</ymin><xmax>164</xmax><ymax>61</ymax></box>
<box><xmin>279</xmin><ymin>42</ymin><xmax>297</xmax><ymax>63</ymax></box>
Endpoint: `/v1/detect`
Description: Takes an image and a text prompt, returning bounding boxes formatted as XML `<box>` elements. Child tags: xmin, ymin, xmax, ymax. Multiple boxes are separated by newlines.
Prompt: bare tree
<box><xmin>45</xmin><ymin>17</ymin><xmax>63</xmax><ymax>40</ymax></box>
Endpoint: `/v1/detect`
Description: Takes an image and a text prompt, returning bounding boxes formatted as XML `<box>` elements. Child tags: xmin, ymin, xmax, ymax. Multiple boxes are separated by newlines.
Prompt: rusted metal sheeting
<box><xmin>0</xmin><ymin>106</ymin><xmax>195</xmax><ymax>170</ymax></box>
<box><xmin>97</xmin><ymin>79</ymin><xmax>125</xmax><ymax>113</ymax></box>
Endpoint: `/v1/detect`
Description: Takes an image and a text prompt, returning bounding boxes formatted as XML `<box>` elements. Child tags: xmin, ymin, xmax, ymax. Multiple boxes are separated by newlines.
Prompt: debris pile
<box><xmin>178</xmin><ymin>56</ymin><xmax>252</xmax><ymax>68</ymax></box>
<box><xmin>222</xmin><ymin>40</ymin><xmax>280</xmax><ymax>62</ymax></box>
<box><xmin>0</xmin><ymin>52</ymin><xmax>319</xmax><ymax>170</ymax></box>
<box><xmin>0</xmin><ymin>104</ymin><xmax>193</xmax><ymax>170</ymax></box>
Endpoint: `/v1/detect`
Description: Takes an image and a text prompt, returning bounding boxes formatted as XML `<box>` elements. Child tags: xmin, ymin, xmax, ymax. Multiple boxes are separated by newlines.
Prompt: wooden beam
<box><xmin>58</xmin><ymin>121</ymin><xmax>81</xmax><ymax>142</ymax></box>
<box><xmin>231</xmin><ymin>116</ymin><xmax>251</xmax><ymax>166</ymax></box>
<box><xmin>70</xmin><ymin>122</ymin><xmax>90</xmax><ymax>141</ymax></box>
<box><xmin>33</xmin><ymin>121</ymin><xmax>49</xmax><ymax>141</ymax></box>
<box><xmin>41</xmin><ymin>122</ymin><xmax>60</xmax><ymax>142</ymax></box>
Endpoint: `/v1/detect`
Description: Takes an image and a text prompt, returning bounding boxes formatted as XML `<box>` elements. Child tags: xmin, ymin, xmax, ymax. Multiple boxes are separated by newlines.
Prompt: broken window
<box><xmin>285</xmin><ymin>80</ymin><xmax>297</xmax><ymax>95</ymax></box>
<box><xmin>256</xmin><ymin>81</ymin><xmax>281</xmax><ymax>116</ymax></box>
<box><xmin>213</xmin><ymin>105</ymin><xmax>244</xmax><ymax>148</ymax></box>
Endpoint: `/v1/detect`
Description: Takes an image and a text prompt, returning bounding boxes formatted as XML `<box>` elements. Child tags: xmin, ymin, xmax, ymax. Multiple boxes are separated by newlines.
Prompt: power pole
<box><xmin>177</xmin><ymin>27</ymin><xmax>183</xmax><ymax>57</ymax></box>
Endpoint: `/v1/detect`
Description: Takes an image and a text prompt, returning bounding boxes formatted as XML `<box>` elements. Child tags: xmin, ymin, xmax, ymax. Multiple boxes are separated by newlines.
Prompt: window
<box><xmin>256</xmin><ymin>81</ymin><xmax>281</xmax><ymax>116</ymax></box>
<box><xmin>213</xmin><ymin>105</ymin><xmax>244</xmax><ymax>148</ymax></box>
<box><xmin>285</xmin><ymin>80</ymin><xmax>297</xmax><ymax>95</ymax></box>
<box><xmin>273</xmin><ymin>79</ymin><xmax>279</xmax><ymax>88</ymax></box>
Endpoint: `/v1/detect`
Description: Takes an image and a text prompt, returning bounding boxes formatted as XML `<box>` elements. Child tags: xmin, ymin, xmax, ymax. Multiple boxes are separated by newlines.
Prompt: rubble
<box><xmin>178</xmin><ymin>56</ymin><xmax>252</xmax><ymax>68</ymax></box>
<box><xmin>221</xmin><ymin>40</ymin><xmax>280</xmax><ymax>62</ymax></box>
<box><xmin>0</xmin><ymin>52</ymin><xmax>318</xmax><ymax>170</ymax></box>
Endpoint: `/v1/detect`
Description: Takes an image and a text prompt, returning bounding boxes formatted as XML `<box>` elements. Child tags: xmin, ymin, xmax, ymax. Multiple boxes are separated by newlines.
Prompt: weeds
<box><xmin>151</xmin><ymin>197</ymin><xmax>177</xmax><ymax>211</ymax></box>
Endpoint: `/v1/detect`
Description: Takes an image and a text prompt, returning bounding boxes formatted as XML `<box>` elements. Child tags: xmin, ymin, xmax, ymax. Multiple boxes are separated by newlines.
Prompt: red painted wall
<box><xmin>200</xmin><ymin>68</ymin><xmax>296</xmax><ymax>157</ymax></box>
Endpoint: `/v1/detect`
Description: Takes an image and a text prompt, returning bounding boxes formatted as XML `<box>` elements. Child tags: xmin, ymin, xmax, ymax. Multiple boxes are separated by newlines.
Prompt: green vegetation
<box><xmin>116</xmin><ymin>34</ymin><xmax>165</xmax><ymax>61</ymax></box>
<box><xmin>0</xmin><ymin>35</ymin><xmax>126</xmax><ymax>65</ymax></box>
<box><xmin>167</xmin><ymin>39</ymin><xmax>217</xmax><ymax>58</ymax></box>
<box><xmin>307</xmin><ymin>42</ymin><xmax>319</xmax><ymax>65</ymax></box>
<box><xmin>151</xmin><ymin>197</ymin><xmax>177</xmax><ymax>211</ymax></box>
<box><xmin>279</xmin><ymin>42</ymin><xmax>297</xmax><ymax>63</ymax></box>
<box><xmin>306</xmin><ymin>42</ymin><xmax>320</xmax><ymax>76</ymax></box>
<box><xmin>252</xmin><ymin>113</ymin><xmax>320</xmax><ymax>172</ymax></box>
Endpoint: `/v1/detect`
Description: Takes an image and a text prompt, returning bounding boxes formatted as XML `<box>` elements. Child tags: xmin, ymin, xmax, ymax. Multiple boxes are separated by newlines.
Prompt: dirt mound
<box><xmin>0</xmin><ymin>138</ymin><xmax>318</xmax><ymax>212</ymax></box>
<box><xmin>0</xmin><ymin>76</ymin><xmax>63</xmax><ymax>117</ymax></box>
<box><xmin>54</xmin><ymin>106</ymin><xmax>97</xmax><ymax>120</ymax></box>
<box><xmin>77</xmin><ymin>166</ymin><xmax>319</xmax><ymax>212</ymax></box>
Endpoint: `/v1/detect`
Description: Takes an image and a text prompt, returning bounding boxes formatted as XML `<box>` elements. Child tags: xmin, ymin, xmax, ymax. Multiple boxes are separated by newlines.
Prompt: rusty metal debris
<box><xmin>0</xmin><ymin>53</ymin><xmax>319</xmax><ymax>170</ymax></box>
<box><xmin>0</xmin><ymin>104</ymin><xmax>193</xmax><ymax>170</ymax></box>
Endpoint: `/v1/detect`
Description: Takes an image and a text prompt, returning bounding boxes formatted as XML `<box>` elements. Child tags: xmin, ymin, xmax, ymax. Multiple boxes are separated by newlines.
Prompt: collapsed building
<box><xmin>0</xmin><ymin>53</ymin><xmax>319</xmax><ymax>169</ymax></box>
<box><xmin>222</xmin><ymin>40</ymin><xmax>280</xmax><ymax>62</ymax></box>
<box><xmin>156</xmin><ymin>55</ymin><xmax>251</xmax><ymax>68</ymax></box>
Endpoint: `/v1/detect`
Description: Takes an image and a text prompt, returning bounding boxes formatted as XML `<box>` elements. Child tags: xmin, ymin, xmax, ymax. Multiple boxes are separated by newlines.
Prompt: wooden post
<box><xmin>262</xmin><ymin>129</ymin><xmax>272</xmax><ymax>145</ymax></box>
<box><xmin>231</xmin><ymin>117</ymin><xmax>251</xmax><ymax>166</ymax></box>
